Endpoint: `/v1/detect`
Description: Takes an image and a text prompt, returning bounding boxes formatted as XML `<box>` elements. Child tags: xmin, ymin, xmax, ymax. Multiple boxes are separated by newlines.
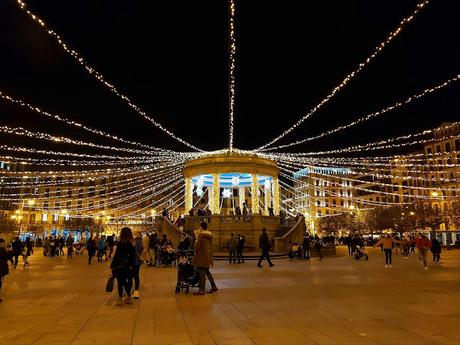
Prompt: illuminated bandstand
<box><xmin>183</xmin><ymin>150</ymin><xmax>280</xmax><ymax>216</ymax></box>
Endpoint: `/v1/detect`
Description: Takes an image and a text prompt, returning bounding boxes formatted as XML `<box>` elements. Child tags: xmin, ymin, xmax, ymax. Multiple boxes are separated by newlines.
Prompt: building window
<box><xmin>42</xmin><ymin>213</ymin><xmax>48</xmax><ymax>222</ymax></box>
<box><xmin>53</xmin><ymin>213</ymin><xmax>59</xmax><ymax>222</ymax></box>
<box><xmin>436</xmin><ymin>145</ymin><xmax>441</xmax><ymax>153</ymax></box>
<box><xmin>445</xmin><ymin>142</ymin><xmax>451</xmax><ymax>152</ymax></box>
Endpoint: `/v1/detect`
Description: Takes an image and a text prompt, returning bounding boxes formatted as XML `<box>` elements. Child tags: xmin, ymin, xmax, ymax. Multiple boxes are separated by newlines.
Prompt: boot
<box><xmin>133</xmin><ymin>290</ymin><xmax>139</xmax><ymax>299</ymax></box>
<box><xmin>115</xmin><ymin>297</ymin><xmax>124</xmax><ymax>306</ymax></box>
<box><xmin>125</xmin><ymin>295</ymin><xmax>133</xmax><ymax>304</ymax></box>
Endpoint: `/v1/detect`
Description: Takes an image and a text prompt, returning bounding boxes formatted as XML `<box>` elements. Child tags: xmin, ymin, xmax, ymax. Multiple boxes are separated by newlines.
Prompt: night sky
<box><xmin>0</xmin><ymin>0</ymin><xmax>458</xmax><ymax>155</ymax></box>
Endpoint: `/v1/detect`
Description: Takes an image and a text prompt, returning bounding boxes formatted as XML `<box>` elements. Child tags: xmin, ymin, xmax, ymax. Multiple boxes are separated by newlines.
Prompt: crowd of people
<box><xmin>0</xmin><ymin>223</ymin><xmax>454</xmax><ymax>304</ymax></box>
<box><xmin>342</xmin><ymin>232</ymin><xmax>443</xmax><ymax>270</ymax></box>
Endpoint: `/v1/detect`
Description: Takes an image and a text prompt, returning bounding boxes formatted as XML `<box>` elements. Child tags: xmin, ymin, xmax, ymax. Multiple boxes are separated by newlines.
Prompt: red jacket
<box><xmin>415</xmin><ymin>237</ymin><xmax>432</xmax><ymax>249</ymax></box>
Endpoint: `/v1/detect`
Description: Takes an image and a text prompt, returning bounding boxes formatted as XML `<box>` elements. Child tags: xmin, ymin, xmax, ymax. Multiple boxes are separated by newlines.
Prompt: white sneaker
<box><xmin>385</xmin><ymin>265</ymin><xmax>388</xmax><ymax>268</ymax></box>
<box><xmin>388</xmin><ymin>265</ymin><xmax>392</xmax><ymax>268</ymax></box>
<box><xmin>424</xmin><ymin>267</ymin><xmax>428</xmax><ymax>271</ymax></box>
<box><xmin>133</xmin><ymin>290</ymin><xmax>139</xmax><ymax>299</ymax></box>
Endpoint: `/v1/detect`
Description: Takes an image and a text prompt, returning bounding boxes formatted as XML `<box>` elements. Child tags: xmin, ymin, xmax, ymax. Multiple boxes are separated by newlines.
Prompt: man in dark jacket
<box><xmin>0</xmin><ymin>238</ymin><xmax>9</xmax><ymax>302</ymax></box>
<box><xmin>430</xmin><ymin>238</ymin><xmax>442</xmax><ymax>264</ymax></box>
<box><xmin>302</xmin><ymin>235</ymin><xmax>311</xmax><ymax>259</ymax></box>
<box><xmin>257</xmin><ymin>228</ymin><xmax>274</xmax><ymax>267</ymax></box>
<box><xmin>236</xmin><ymin>234</ymin><xmax>245</xmax><ymax>263</ymax></box>
<box><xmin>11</xmin><ymin>237</ymin><xmax>22</xmax><ymax>268</ymax></box>
<box><xmin>227</xmin><ymin>233</ymin><xmax>237</xmax><ymax>264</ymax></box>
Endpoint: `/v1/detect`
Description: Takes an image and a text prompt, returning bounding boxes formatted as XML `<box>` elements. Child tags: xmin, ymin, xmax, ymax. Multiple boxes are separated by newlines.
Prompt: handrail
<box><xmin>273</xmin><ymin>215</ymin><xmax>306</xmax><ymax>253</ymax></box>
<box><xmin>159</xmin><ymin>216</ymin><xmax>191</xmax><ymax>247</ymax></box>
<box><xmin>276</xmin><ymin>215</ymin><xmax>305</xmax><ymax>240</ymax></box>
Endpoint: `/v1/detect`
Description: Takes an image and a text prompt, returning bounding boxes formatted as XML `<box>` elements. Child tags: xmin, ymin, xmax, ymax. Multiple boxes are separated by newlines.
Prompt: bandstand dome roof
<box><xmin>183</xmin><ymin>149</ymin><xmax>279</xmax><ymax>182</ymax></box>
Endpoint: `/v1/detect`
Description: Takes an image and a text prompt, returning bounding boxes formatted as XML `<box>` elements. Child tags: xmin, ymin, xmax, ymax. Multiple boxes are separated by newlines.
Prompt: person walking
<box><xmin>97</xmin><ymin>236</ymin><xmax>106</xmax><ymax>262</ymax></box>
<box><xmin>415</xmin><ymin>233</ymin><xmax>432</xmax><ymax>270</ymax></box>
<box><xmin>66</xmin><ymin>235</ymin><xmax>74</xmax><ymax>259</ymax></box>
<box><xmin>86</xmin><ymin>236</ymin><xmax>97</xmax><ymax>265</ymax></box>
<box><xmin>22</xmin><ymin>237</ymin><xmax>33</xmax><ymax>268</ymax></box>
<box><xmin>148</xmin><ymin>232</ymin><xmax>159</xmax><ymax>266</ymax></box>
<box><xmin>0</xmin><ymin>238</ymin><xmax>9</xmax><ymax>302</ymax></box>
<box><xmin>430</xmin><ymin>237</ymin><xmax>441</xmax><ymax>264</ymax></box>
<box><xmin>373</xmin><ymin>234</ymin><xmax>402</xmax><ymax>268</ymax></box>
<box><xmin>236</xmin><ymin>234</ymin><xmax>245</xmax><ymax>263</ymax></box>
<box><xmin>58</xmin><ymin>236</ymin><xmax>65</xmax><ymax>256</ymax></box>
<box><xmin>227</xmin><ymin>233</ymin><xmax>237</xmax><ymax>264</ymax></box>
<box><xmin>11</xmin><ymin>237</ymin><xmax>22</xmax><ymax>268</ymax></box>
<box><xmin>302</xmin><ymin>234</ymin><xmax>311</xmax><ymax>259</ymax></box>
<box><xmin>106</xmin><ymin>234</ymin><xmax>115</xmax><ymax>260</ymax></box>
<box><xmin>49</xmin><ymin>236</ymin><xmax>56</xmax><ymax>258</ymax></box>
<box><xmin>192</xmin><ymin>222</ymin><xmax>218</xmax><ymax>295</ymax></box>
<box><xmin>110</xmin><ymin>227</ymin><xmax>136</xmax><ymax>306</ymax></box>
<box><xmin>346</xmin><ymin>235</ymin><xmax>353</xmax><ymax>256</ymax></box>
<box><xmin>257</xmin><ymin>228</ymin><xmax>274</xmax><ymax>268</ymax></box>
<box><xmin>314</xmin><ymin>236</ymin><xmax>324</xmax><ymax>261</ymax></box>
<box><xmin>133</xmin><ymin>231</ymin><xmax>144</xmax><ymax>299</ymax></box>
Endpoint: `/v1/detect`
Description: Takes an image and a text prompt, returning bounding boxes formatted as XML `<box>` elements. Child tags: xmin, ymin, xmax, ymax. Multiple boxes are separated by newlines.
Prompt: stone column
<box><xmin>238</xmin><ymin>187</ymin><xmax>245</xmax><ymax>210</ymax></box>
<box><xmin>251</xmin><ymin>174</ymin><xmax>259</xmax><ymax>214</ymax></box>
<box><xmin>272</xmin><ymin>176</ymin><xmax>280</xmax><ymax>216</ymax></box>
<box><xmin>185</xmin><ymin>178</ymin><xmax>193</xmax><ymax>214</ymax></box>
<box><xmin>264</xmin><ymin>179</ymin><xmax>271</xmax><ymax>215</ymax></box>
<box><xmin>208</xmin><ymin>186</ymin><xmax>214</xmax><ymax>213</ymax></box>
<box><xmin>212</xmin><ymin>173</ymin><xmax>220</xmax><ymax>214</ymax></box>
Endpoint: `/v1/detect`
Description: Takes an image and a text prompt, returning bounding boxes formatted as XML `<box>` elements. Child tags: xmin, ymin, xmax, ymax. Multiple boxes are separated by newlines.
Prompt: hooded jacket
<box><xmin>193</xmin><ymin>231</ymin><xmax>213</xmax><ymax>268</ymax></box>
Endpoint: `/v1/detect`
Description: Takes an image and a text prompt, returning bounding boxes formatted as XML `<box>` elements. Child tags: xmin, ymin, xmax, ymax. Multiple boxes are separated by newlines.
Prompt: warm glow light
<box><xmin>27</xmin><ymin>199</ymin><xmax>35</xmax><ymax>205</ymax></box>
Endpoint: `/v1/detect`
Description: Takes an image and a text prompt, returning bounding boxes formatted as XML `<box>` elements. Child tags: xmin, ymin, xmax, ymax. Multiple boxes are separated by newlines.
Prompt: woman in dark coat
<box><xmin>22</xmin><ymin>237</ymin><xmax>33</xmax><ymax>268</ymax></box>
<box><xmin>110</xmin><ymin>227</ymin><xmax>136</xmax><ymax>306</ymax></box>
<box><xmin>430</xmin><ymin>238</ymin><xmax>442</xmax><ymax>264</ymax></box>
<box><xmin>0</xmin><ymin>238</ymin><xmax>9</xmax><ymax>302</ymax></box>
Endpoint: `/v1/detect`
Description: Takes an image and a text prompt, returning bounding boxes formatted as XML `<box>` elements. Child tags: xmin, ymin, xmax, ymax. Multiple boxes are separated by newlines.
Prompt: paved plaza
<box><xmin>0</xmin><ymin>247</ymin><xmax>459</xmax><ymax>345</ymax></box>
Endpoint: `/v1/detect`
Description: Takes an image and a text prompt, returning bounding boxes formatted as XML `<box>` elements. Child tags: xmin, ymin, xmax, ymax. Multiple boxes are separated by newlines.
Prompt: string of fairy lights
<box><xmin>255</xmin><ymin>0</ymin><xmax>431</xmax><ymax>151</ymax></box>
<box><xmin>260</xmin><ymin>74</ymin><xmax>460</xmax><ymax>151</ymax></box>
<box><xmin>228</xmin><ymin>0</ymin><xmax>236</xmax><ymax>151</ymax></box>
<box><xmin>0</xmin><ymin>0</ymin><xmax>458</xmax><ymax>228</ymax></box>
<box><xmin>15</xmin><ymin>0</ymin><xmax>204</xmax><ymax>152</ymax></box>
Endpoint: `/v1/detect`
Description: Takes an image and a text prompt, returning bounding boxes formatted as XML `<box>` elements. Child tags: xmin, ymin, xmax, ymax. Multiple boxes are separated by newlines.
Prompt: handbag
<box><xmin>105</xmin><ymin>276</ymin><xmax>114</xmax><ymax>293</ymax></box>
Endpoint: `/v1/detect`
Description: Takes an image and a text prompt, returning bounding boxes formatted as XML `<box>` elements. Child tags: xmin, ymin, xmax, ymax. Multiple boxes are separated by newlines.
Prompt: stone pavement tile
<box><xmin>208</xmin><ymin>329</ymin><xmax>255</xmax><ymax>345</ymax></box>
<box><xmin>293</xmin><ymin>325</ymin><xmax>337</xmax><ymax>345</ymax></box>
<box><xmin>231</xmin><ymin>302</ymin><xmax>281</xmax><ymax>327</ymax></box>
<box><xmin>31</xmin><ymin>332</ymin><xmax>77</xmax><ymax>345</ymax></box>
<box><xmin>244</xmin><ymin>326</ymin><xmax>307</xmax><ymax>345</ymax></box>
<box><xmin>216</xmin><ymin>303</ymin><xmax>257</xmax><ymax>330</ymax></box>
<box><xmin>182</xmin><ymin>309</ymin><xmax>239</xmax><ymax>332</ymax></box>
<box><xmin>154</xmin><ymin>311</ymin><xmax>189</xmax><ymax>334</ymax></box>
<box><xmin>385</xmin><ymin>315</ymin><xmax>460</xmax><ymax>345</ymax></box>
<box><xmin>138</xmin><ymin>332</ymin><xmax>194</xmax><ymax>345</ymax></box>
<box><xmin>8</xmin><ymin>331</ymin><xmax>43</xmax><ymax>345</ymax></box>
<box><xmin>189</xmin><ymin>331</ymin><xmax>217</xmax><ymax>345</ymax></box>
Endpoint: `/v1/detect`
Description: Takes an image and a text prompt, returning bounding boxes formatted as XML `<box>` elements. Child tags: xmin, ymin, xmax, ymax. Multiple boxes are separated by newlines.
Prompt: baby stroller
<box><xmin>175</xmin><ymin>254</ymin><xmax>200</xmax><ymax>294</ymax></box>
<box><xmin>74</xmin><ymin>243</ymin><xmax>83</xmax><ymax>255</ymax></box>
<box><xmin>354</xmin><ymin>245</ymin><xmax>368</xmax><ymax>261</ymax></box>
<box><xmin>158</xmin><ymin>244</ymin><xmax>177</xmax><ymax>267</ymax></box>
